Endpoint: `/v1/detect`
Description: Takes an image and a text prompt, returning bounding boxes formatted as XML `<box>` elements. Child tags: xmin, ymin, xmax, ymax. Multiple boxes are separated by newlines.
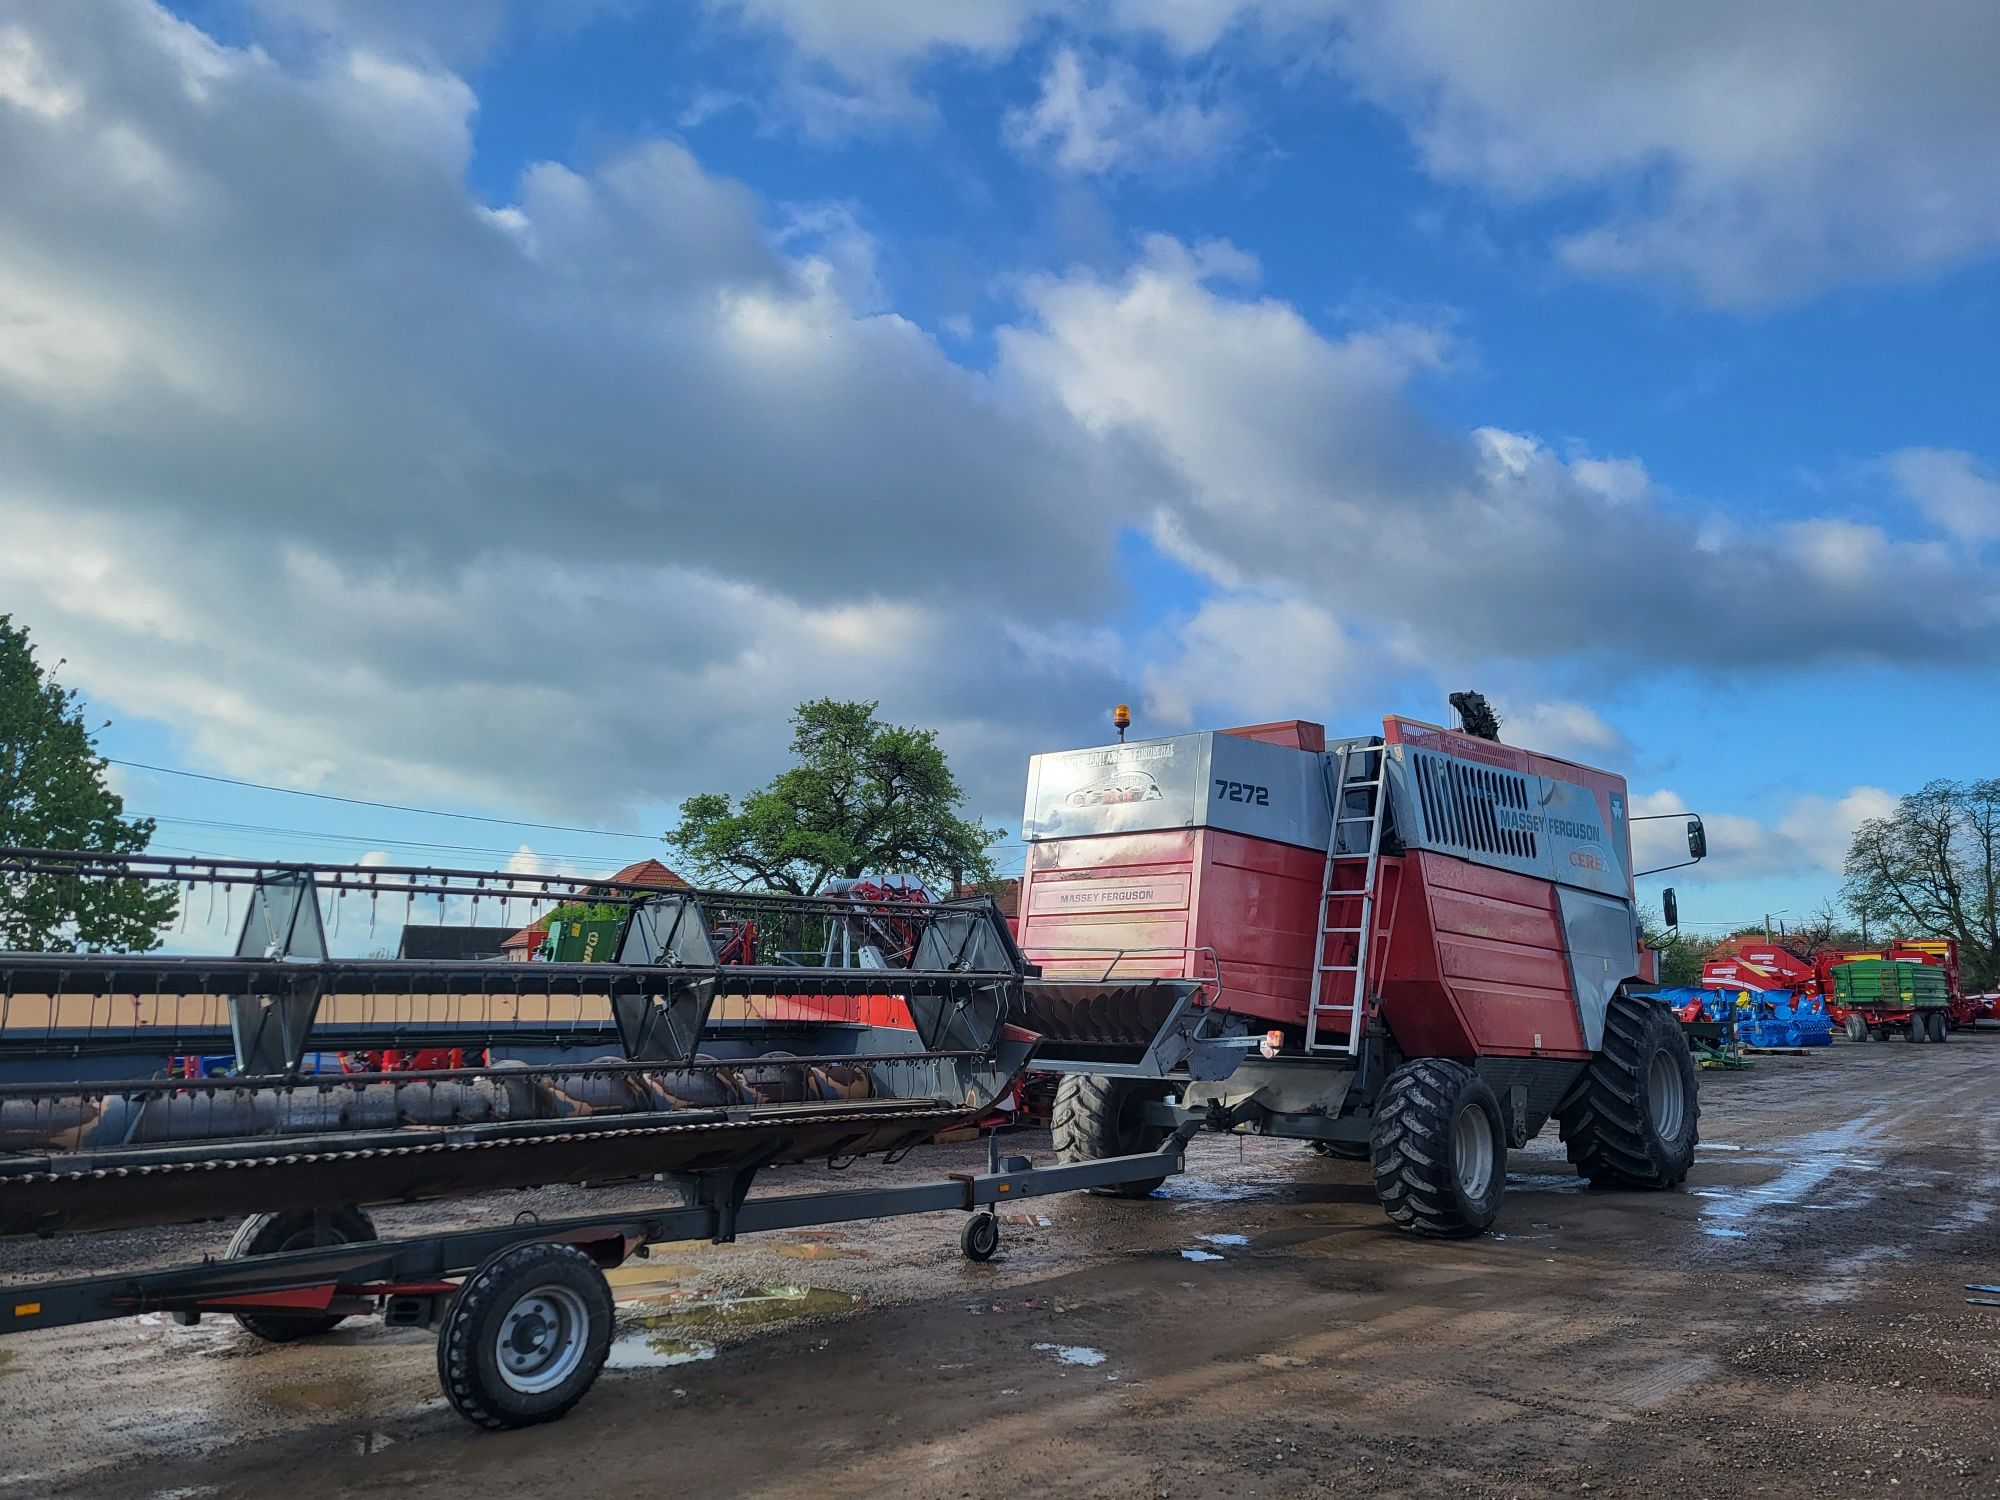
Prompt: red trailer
<box><xmin>1015</xmin><ymin>707</ymin><xmax>1708</xmax><ymax>1237</ymax></box>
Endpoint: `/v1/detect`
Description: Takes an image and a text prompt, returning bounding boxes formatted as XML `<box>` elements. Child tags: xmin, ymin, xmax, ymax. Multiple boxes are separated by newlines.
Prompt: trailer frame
<box><xmin>2</xmin><ymin>1125</ymin><xmax>1196</xmax><ymax>1426</ymax></box>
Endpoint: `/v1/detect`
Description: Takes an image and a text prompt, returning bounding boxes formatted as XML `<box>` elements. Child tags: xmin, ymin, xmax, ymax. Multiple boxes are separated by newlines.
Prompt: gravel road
<box><xmin>3</xmin><ymin>1036</ymin><xmax>1996</xmax><ymax>1498</ymax></box>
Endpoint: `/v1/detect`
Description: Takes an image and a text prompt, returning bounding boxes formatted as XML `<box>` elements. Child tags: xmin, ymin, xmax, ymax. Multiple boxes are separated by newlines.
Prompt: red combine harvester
<box><xmin>1013</xmin><ymin>705</ymin><xmax>1709</xmax><ymax>1237</ymax></box>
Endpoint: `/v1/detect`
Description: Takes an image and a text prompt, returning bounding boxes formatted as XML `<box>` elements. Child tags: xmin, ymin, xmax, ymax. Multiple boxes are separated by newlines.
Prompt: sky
<box><xmin>3</xmin><ymin>0</ymin><xmax>1998</xmax><ymax>941</ymax></box>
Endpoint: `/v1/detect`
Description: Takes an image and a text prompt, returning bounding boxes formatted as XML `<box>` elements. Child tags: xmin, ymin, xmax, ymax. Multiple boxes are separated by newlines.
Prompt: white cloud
<box><xmin>6</xmin><ymin>2</ymin><xmax>1998</xmax><ymax>846</ymax></box>
<box><xmin>996</xmin><ymin>239</ymin><xmax>2000</xmax><ymax>673</ymax></box>
<box><xmin>0</xmin><ymin>2</ymin><xmax>1129</xmax><ymax>823</ymax></box>
<box><xmin>1334</xmin><ymin>0</ymin><xmax>2000</xmax><ymax>307</ymax></box>
<box><xmin>1887</xmin><ymin>447</ymin><xmax>2000</xmax><ymax>543</ymax></box>
<box><xmin>1492</xmin><ymin>701</ymin><xmax>1631</xmax><ymax>766</ymax></box>
<box><xmin>1140</xmin><ymin>594</ymin><xmax>1368</xmax><ymax>727</ymax></box>
<box><xmin>706</xmin><ymin>1</ymin><xmax>2000</xmax><ymax>304</ymax></box>
<box><xmin>1004</xmin><ymin>47</ymin><xmax>1240</xmax><ymax>178</ymax></box>
<box><xmin>1631</xmin><ymin>786</ymin><xmax>1896</xmax><ymax>885</ymax></box>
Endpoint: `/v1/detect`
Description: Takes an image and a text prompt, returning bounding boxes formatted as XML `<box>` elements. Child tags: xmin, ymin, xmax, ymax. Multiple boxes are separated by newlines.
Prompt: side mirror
<box><xmin>1686</xmin><ymin>818</ymin><xmax>1708</xmax><ymax>860</ymax></box>
<box><xmin>1662</xmin><ymin>888</ymin><xmax>1679</xmax><ymax>929</ymax></box>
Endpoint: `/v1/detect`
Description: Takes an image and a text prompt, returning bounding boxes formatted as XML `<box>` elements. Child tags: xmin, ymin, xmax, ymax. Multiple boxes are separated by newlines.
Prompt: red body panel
<box><xmin>1378</xmin><ymin>853</ymin><xmax>1590</xmax><ymax>1060</ymax></box>
<box><xmin>1019</xmin><ymin>827</ymin><xmax>1323</xmax><ymax>1027</ymax></box>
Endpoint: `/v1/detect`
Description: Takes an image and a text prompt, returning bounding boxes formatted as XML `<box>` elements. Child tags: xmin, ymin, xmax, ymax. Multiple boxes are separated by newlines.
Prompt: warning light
<box><xmin>1113</xmin><ymin>703</ymin><xmax>1131</xmax><ymax>742</ymax></box>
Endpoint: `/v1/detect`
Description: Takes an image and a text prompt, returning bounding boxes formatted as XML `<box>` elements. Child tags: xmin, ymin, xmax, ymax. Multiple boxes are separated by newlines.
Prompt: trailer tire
<box><xmin>1369</xmin><ymin>1059</ymin><xmax>1506</xmax><ymax>1238</ymax></box>
<box><xmin>226</xmin><ymin>1206</ymin><xmax>377</xmax><ymax>1342</ymax></box>
<box><xmin>1052</xmin><ymin>1074</ymin><xmax>1170</xmax><ymax>1198</ymax></box>
<box><xmin>1557</xmin><ymin>993</ymin><xmax>1699</xmax><ymax>1190</ymax></box>
<box><xmin>436</xmin><ymin>1242</ymin><xmax>613</xmax><ymax>1431</ymax></box>
<box><xmin>1908</xmin><ymin>1015</ymin><xmax>1928</xmax><ymax>1043</ymax></box>
<box><xmin>1928</xmin><ymin>1011</ymin><xmax>1950</xmax><ymax>1043</ymax></box>
<box><xmin>960</xmin><ymin>1211</ymin><xmax>1000</xmax><ymax>1262</ymax></box>
<box><xmin>1845</xmin><ymin>1014</ymin><xmax>1869</xmax><ymax>1043</ymax></box>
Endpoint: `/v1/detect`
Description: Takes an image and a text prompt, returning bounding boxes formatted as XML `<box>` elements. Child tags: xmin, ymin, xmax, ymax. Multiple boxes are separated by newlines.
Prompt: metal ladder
<box><xmin>1305</xmin><ymin>742</ymin><xmax>1387</xmax><ymax>1055</ymax></box>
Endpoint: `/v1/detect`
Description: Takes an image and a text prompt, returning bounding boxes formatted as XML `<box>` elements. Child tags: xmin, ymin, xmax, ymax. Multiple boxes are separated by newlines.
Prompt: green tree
<box><xmin>666</xmin><ymin>698</ymin><xmax>999</xmax><ymax>896</ymax></box>
<box><xmin>0</xmin><ymin>617</ymin><xmax>178</xmax><ymax>951</ymax></box>
<box><xmin>1841</xmin><ymin>778</ymin><xmax>2000</xmax><ymax>988</ymax></box>
<box><xmin>1640</xmin><ymin>904</ymin><xmax>1716</xmax><ymax>987</ymax></box>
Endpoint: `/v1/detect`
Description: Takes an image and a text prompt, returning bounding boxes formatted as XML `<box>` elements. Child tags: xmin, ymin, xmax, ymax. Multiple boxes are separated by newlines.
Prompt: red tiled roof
<box><xmin>954</xmin><ymin>877</ymin><xmax>1020</xmax><ymax>918</ymax></box>
<box><xmin>606</xmin><ymin>858</ymin><xmax>689</xmax><ymax>889</ymax></box>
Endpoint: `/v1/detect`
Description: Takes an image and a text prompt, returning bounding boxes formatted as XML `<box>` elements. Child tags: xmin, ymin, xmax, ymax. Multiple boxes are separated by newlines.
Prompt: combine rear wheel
<box><xmin>1051</xmin><ymin>1074</ymin><xmax>1170</xmax><ymax>1198</ymax></box>
<box><xmin>227</xmin><ymin>1205</ymin><xmax>377</xmax><ymax>1342</ymax></box>
<box><xmin>436</xmin><ymin>1242</ymin><xmax>613</xmax><ymax>1430</ymax></box>
<box><xmin>1557</xmin><ymin>993</ymin><xmax>1699</xmax><ymax>1189</ymax></box>
<box><xmin>1369</xmin><ymin>1059</ymin><xmax>1506</xmax><ymax>1238</ymax></box>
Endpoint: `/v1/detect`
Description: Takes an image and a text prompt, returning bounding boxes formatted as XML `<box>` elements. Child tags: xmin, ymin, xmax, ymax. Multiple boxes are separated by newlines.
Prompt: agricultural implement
<box><xmin>0</xmin><ymin>851</ymin><xmax>1195</xmax><ymax>1428</ymax></box>
<box><xmin>1012</xmin><ymin>706</ymin><xmax>1709</xmax><ymax>1238</ymax></box>
<box><xmin>1706</xmin><ymin>937</ymin><xmax>1991</xmax><ymax>1043</ymax></box>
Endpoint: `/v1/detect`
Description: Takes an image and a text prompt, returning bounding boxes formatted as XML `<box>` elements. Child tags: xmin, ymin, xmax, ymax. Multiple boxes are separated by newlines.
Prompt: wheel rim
<box><xmin>1647</xmin><ymin>1049</ymin><xmax>1686</xmax><ymax>1140</ymax></box>
<box><xmin>495</xmin><ymin>1284</ymin><xmax>590</xmax><ymax>1394</ymax></box>
<box><xmin>1452</xmin><ymin>1103</ymin><xmax>1494</xmax><ymax>1198</ymax></box>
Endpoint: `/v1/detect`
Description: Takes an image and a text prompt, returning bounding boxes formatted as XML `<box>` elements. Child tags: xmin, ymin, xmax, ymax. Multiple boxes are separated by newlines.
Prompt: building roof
<box><xmin>605</xmin><ymin>859</ymin><xmax>689</xmax><ymax>890</ymax></box>
<box><xmin>955</xmin><ymin>876</ymin><xmax>1020</xmax><ymax>919</ymax></box>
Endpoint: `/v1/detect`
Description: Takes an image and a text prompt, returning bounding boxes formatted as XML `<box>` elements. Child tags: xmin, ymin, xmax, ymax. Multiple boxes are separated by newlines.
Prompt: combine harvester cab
<box><xmin>1015</xmin><ymin>712</ymin><xmax>1705</xmax><ymax>1237</ymax></box>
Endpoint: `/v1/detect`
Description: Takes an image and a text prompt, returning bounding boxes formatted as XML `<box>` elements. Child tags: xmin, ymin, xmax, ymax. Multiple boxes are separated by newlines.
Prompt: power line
<box><xmin>148</xmin><ymin>816</ymin><xmax>620</xmax><ymax>867</ymax></box>
<box><xmin>110</xmin><ymin>759</ymin><xmax>661</xmax><ymax>842</ymax></box>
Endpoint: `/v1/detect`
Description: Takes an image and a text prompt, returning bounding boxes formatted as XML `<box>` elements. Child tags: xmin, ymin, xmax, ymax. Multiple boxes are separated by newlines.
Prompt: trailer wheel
<box><xmin>960</xmin><ymin>1211</ymin><xmax>1000</xmax><ymax>1262</ymax></box>
<box><xmin>226</xmin><ymin>1206</ymin><xmax>378</xmax><ymax>1342</ymax></box>
<box><xmin>1557</xmin><ymin>992</ymin><xmax>1699</xmax><ymax>1190</ymax></box>
<box><xmin>436</xmin><ymin>1242</ymin><xmax>613</xmax><ymax>1431</ymax></box>
<box><xmin>1928</xmin><ymin>1011</ymin><xmax>1950</xmax><ymax>1043</ymax></box>
<box><xmin>1369</xmin><ymin>1060</ymin><xmax>1506</xmax><ymax>1238</ymax></box>
<box><xmin>1052</xmin><ymin>1074</ymin><xmax>1170</xmax><ymax>1198</ymax></box>
<box><xmin>1908</xmin><ymin>1015</ymin><xmax>1929</xmax><ymax>1043</ymax></box>
<box><xmin>1845</xmin><ymin>1014</ymin><xmax>1869</xmax><ymax>1043</ymax></box>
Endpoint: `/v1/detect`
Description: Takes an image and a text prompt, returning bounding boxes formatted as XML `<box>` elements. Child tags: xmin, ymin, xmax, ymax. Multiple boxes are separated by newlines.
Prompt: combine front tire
<box><xmin>1052</xmin><ymin>1074</ymin><xmax>1170</xmax><ymax>1198</ymax></box>
<box><xmin>1369</xmin><ymin>1060</ymin><xmax>1506</xmax><ymax>1238</ymax></box>
<box><xmin>1558</xmin><ymin>993</ymin><xmax>1699</xmax><ymax>1189</ymax></box>
<box><xmin>226</xmin><ymin>1205</ymin><xmax>378</xmax><ymax>1342</ymax></box>
<box><xmin>436</xmin><ymin>1242</ymin><xmax>614</xmax><ymax>1430</ymax></box>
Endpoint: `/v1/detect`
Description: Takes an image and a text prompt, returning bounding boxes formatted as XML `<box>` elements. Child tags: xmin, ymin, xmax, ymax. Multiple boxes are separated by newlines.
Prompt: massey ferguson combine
<box><xmin>1013</xmin><ymin>703</ymin><xmax>1707</xmax><ymax>1237</ymax></box>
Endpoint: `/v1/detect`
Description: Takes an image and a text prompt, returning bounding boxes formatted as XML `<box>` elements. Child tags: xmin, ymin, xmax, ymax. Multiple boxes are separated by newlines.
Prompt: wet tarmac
<box><xmin>3</xmin><ymin>1036</ymin><xmax>1997</xmax><ymax>1497</ymax></box>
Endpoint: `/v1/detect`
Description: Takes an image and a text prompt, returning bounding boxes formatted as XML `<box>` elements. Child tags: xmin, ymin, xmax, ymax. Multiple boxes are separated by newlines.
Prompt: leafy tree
<box><xmin>1841</xmin><ymin>778</ymin><xmax>2000</xmax><ymax>988</ymax></box>
<box><xmin>1640</xmin><ymin>904</ymin><xmax>1717</xmax><ymax>987</ymax></box>
<box><xmin>666</xmin><ymin>699</ymin><xmax>999</xmax><ymax>896</ymax></box>
<box><xmin>0</xmin><ymin>617</ymin><xmax>178</xmax><ymax>951</ymax></box>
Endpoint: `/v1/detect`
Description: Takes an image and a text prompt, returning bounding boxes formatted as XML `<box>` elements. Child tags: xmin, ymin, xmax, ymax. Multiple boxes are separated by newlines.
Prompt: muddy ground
<box><xmin>2</xmin><ymin>1036</ymin><xmax>1996</xmax><ymax>1499</ymax></box>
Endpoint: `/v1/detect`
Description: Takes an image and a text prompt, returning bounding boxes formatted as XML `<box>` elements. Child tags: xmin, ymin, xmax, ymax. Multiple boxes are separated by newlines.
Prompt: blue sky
<box><xmin>4</xmin><ymin>0</ymin><xmax>1998</xmax><ymax>940</ymax></box>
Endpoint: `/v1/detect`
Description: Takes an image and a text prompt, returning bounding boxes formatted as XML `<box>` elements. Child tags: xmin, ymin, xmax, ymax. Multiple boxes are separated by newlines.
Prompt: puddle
<box><xmin>350</xmin><ymin>1432</ymin><xmax>397</xmax><ymax>1456</ymax></box>
<box><xmin>1180</xmin><ymin>1249</ymin><xmax>1223</xmax><ymax>1262</ymax></box>
<box><xmin>605</xmin><ymin>1335</ymin><xmax>718</xmax><ymax>1370</ymax></box>
<box><xmin>1697</xmin><ymin>1142</ymin><xmax>1745</xmax><ymax>1152</ymax></box>
<box><xmin>1033</xmin><ymin>1343</ymin><xmax>1106</xmax><ymax>1367</ymax></box>
<box><xmin>1199</xmin><ymin>1233</ymin><xmax>1249</xmax><ymax>1247</ymax></box>
<box><xmin>260</xmin><ymin>1380</ymin><xmax>369</xmax><ymax>1415</ymax></box>
<box><xmin>1697</xmin><ymin>1117</ymin><xmax>1881</xmax><ymax>1241</ymax></box>
<box><xmin>624</xmin><ymin>1284</ymin><xmax>862</xmax><ymax>1333</ymax></box>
